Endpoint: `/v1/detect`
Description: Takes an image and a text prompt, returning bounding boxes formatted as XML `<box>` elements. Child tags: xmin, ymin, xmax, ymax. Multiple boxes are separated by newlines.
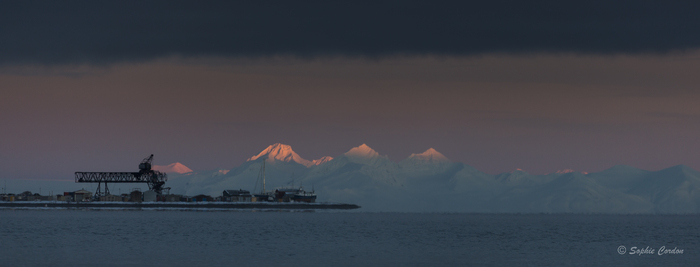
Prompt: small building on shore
<box><xmin>0</xmin><ymin>194</ymin><xmax>12</xmax><ymax>201</ymax></box>
<box><xmin>27</xmin><ymin>193</ymin><xmax>42</xmax><ymax>201</ymax></box>
<box><xmin>143</xmin><ymin>191</ymin><xmax>157</xmax><ymax>202</ymax></box>
<box><xmin>222</xmin><ymin>190</ymin><xmax>252</xmax><ymax>202</ymax></box>
<box><xmin>99</xmin><ymin>194</ymin><xmax>122</xmax><ymax>202</ymax></box>
<box><xmin>161</xmin><ymin>194</ymin><xmax>182</xmax><ymax>202</ymax></box>
<box><xmin>64</xmin><ymin>189</ymin><xmax>92</xmax><ymax>202</ymax></box>
<box><xmin>130</xmin><ymin>190</ymin><xmax>143</xmax><ymax>203</ymax></box>
<box><xmin>40</xmin><ymin>195</ymin><xmax>58</xmax><ymax>201</ymax></box>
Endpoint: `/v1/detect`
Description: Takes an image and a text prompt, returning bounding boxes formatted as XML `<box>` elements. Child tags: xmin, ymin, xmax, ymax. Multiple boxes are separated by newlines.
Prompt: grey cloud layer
<box><xmin>2</xmin><ymin>1</ymin><xmax>700</xmax><ymax>64</ymax></box>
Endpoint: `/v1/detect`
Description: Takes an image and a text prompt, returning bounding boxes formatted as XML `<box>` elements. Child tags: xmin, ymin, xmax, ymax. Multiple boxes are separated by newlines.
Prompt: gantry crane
<box><xmin>75</xmin><ymin>154</ymin><xmax>168</xmax><ymax>198</ymax></box>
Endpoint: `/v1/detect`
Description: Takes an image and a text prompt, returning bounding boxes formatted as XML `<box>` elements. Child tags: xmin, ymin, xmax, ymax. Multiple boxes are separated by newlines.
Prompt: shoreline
<box><xmin>0</xmin><ymin>201</ymin><xmax>361</xmax><ymax>210</ymax></box>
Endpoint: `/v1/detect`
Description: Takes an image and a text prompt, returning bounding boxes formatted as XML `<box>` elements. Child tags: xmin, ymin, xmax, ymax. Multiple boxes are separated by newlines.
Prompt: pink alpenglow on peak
<box><xmin>312</xmin><ymin>156</ymin><xmax>334</xmax><ymax>165</ymax></box>
<box><xmin>407</xmin><ymin>148</ymin><xmax>450</xmax><ymax>163</ymax></box>
<box><xmin>247</xmin><ymin>143</ymin><xmax>314</xmax><ymax>167</ymax></box>
<box><xmin>152</xmin><ymin>162</ymin><xmax>193</xmax><ymax>174</ymax></box>
<box><xmin>344</xmin><ymin>144</ymin><xmax>381</xmax><ymax>158</ymax></box>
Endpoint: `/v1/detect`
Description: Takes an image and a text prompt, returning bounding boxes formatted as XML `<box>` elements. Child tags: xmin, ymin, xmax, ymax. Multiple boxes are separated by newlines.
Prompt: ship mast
<box><xmin>262</xmin><ymin>159</ymin><xmax>266</xmax><ymax>194</ymax></box>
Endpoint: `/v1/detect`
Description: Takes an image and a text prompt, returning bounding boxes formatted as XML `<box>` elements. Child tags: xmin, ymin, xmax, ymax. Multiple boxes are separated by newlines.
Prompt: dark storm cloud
<box><xmin>1</xmin><ymin>1</ymin><xmax>699</xmax><ymax>64</ymax></box>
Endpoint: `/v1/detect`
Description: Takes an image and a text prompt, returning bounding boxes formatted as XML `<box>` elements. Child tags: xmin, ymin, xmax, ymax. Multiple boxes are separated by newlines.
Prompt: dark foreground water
<box><xmin>0</xmin><ymin>210</ymin><xmax>697</xmax><ymax>266</ymax></box>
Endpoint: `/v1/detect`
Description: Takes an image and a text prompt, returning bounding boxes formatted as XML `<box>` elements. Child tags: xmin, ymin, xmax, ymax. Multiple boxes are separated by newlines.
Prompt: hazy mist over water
<box><xmin>1</xmin><ymin>210</ymin><xmax>697</xmax><ymax>266</ymax></box>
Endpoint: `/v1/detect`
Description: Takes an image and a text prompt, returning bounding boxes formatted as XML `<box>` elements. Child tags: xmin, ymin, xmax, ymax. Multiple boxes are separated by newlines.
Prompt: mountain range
<box><xmin>164</xmin><ymin>143</ymin><xmax>700</xmax><ymax>213</ymax></box>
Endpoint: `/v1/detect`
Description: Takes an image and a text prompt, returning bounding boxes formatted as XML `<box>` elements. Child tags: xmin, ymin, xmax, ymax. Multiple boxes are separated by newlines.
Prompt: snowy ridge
<box><xmin>553</xmin><ymin>169</ymin><xmax>588</xmax><ymax>175</ymax></box>
<box><xmin>312</xmin><ymin>156</ymin><xmax>334</xmax><ymax>165</ymax></box>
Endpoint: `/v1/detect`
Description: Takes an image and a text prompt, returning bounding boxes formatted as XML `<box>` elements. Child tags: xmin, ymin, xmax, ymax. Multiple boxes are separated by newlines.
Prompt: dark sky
<box><xmin>2</xmin><ymin>1</ymin><xmax>700</xmax><ymax>180</ymax></box>
<box><xmin>3</xmin><ymin>1</ymin><xmax>700</xmax><ymax>64</ymax></box>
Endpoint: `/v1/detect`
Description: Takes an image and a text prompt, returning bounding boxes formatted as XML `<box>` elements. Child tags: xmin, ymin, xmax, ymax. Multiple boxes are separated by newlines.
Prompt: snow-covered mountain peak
<box><xmin>407</xmin><ymin>148</ymin><xmax>450</xmax><ymax>163</ymax></box>
<box><xmin>342</xmin><ymin>144</ymin><xmax>392</xmax><ymax>166</ymax></box>
<box><xmin>153</xmin><ymin>162</ymin><xmax>193</xmax><ymax>174</ymax></box>
<box><xmin>312</xmin><ymin>156</ymin><xmax>334</xmax><ymax>166</ymax></box>
<box><xmin>345</xmin><ymin>144</ymin><xmax>380</xmax><ymax>158</ymax></box>
<box><xmin>511</xmin><ymin>168</ymin><xmax>528</xmax><ymax>174</ymax></box>
<box><xmin>247</xmin><ymin>143</ymin><xmax>313</xmax><ymax>167</ymax></box>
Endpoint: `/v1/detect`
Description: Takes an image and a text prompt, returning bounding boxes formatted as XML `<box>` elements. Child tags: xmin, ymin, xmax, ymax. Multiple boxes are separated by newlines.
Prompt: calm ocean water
<box><xmin>0</xmin><ymin>210</ymin><xmax>697</xmax><ymax>266</ymax></box>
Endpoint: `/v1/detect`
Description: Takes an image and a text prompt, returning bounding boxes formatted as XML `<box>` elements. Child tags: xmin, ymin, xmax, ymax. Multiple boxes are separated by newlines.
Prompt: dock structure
<box><xmin>75</xmin><ymin>154</ymin><xmax>167</xmax><ymax>198</ymax></box>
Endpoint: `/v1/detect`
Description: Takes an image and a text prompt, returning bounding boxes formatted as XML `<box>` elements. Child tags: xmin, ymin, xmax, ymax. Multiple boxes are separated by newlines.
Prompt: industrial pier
<box><xmin>0</xmin><ymin>154</ymin><xmax>360</xmax><ymax>210</ymax></box>
<box><xmin>0</xmin><ymin>202</ymin><xmax>360</xmax><ymax>210</ymax></box>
